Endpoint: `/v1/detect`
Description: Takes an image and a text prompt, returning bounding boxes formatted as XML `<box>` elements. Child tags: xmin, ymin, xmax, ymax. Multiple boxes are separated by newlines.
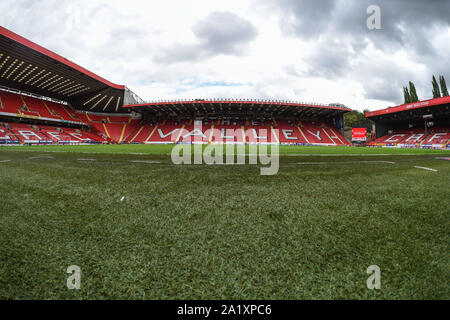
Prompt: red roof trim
<box><xmin>365</xmin><ymin>96</ymin><xmax>450</xmax><ymax>118</ymax></box>
<box><xmin>123</xmin><ymin>100</ymin><xmax>351</xmax><ymax>111</ymax></box>
<box><xmin>0</xmin><ymin>26</ymin><xmax>125</xmax><ymax>90</ymax></box>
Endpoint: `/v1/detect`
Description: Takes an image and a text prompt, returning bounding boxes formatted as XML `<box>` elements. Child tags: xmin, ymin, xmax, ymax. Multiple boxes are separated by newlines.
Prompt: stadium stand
<box><xmin>0</xmin><ymin>90</ymin><xmax>22</xmax><ymax>115</ymax></box>
<box><xmin>1</xmin><ymin>89</ymin><xmax>352</xmax><ymax>146</ymax></box>
<box><xmin>74</xmin><ymin>111</ymin><xmax>140</xmax><ymax>143</ymax></box>
<box><xmin>117</xmin><ymin>119</ymin><xmax>350</xmax><ymax>145</ymax></box>
<box><xmin>366</xmin><ymin>97</ymin><xmax>450</xmax><ymax>149</ymax></box>
<box><xmin>123</xmin><ymin>99</ymin><xmax>351</xmax><ymax>145</ymax></box>
<box><xmin>0</xmin><ymin>90</ymin><xmax>83</xmax><ymax>123</ymax></box>
<box><xmin>0</xmin><ymin>121</ymin><xmax>108</xmax><ymax>144</ymax></box>
<box><xmin>0</xmin><ymin>122</ymin><xmax>19</xmax><ymax>144</ymax></box>
<box><xmin>212</xmin><ymin>120</ymin><xmax>245</xmax><ymax>144</ymax></box>
<box><xmin>38</xmin><ymin>125</ymin><xmax>104</xmax><ymax>143</ymax></box>
<box><xmin>6</xmin><ymin>122</ymin><xmax>50</xmax><ymax>143</ymax></box>
<box><xmin>125</xmin><ymin>122</ymin><xmax>156</xmax><ymax>143</ymax></box>
<box><xmin>368</xmin><ymin>127</ymin><xmax>450</xmax><ymax>146</ymax></box>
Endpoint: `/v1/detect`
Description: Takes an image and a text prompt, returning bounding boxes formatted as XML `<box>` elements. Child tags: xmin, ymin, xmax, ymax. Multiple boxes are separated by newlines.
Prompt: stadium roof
<box><xmin>365</xmin><ymin>96</ymin><xmax>450</xmax><ymax>121</ymax></box>
<box><xmin>124</xmin><ymin>99</ymin><xmax>351</xmax><ymax>119</ymax></box>
<box><xmin>0</xmin><ymin>26</ymin><xmax>141</xmax><ymax>113</ymax></box>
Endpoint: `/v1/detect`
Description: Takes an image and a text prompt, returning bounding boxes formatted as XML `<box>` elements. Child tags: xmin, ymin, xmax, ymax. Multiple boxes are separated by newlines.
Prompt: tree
<box><xmin>439</xmin><ymin>75</ymin><xmax>449</xmax><ymax>96</ymax></box>
<box><xmin>344</xmin><ymin>109</ymin><xmax>373</xmax><ymax>129</ymax></box>
<box><xmin>409</xmin><ymin>81</ymin><xmax>419</xmax><ymax>102</ymax></box>
<box><xmin>403</xmin><ymin>86</ymin><xmax>411</xmax><ymax>104</ymax></box>
<box><xmin>432</xmin><ymin>75</ymin><xmax>441</xmax><ymax>98</ymax></box>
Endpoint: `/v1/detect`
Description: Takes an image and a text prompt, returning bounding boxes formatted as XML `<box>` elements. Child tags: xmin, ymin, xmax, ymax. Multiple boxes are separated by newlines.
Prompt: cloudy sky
<box><xmin>1</xmin><ymin>0</ymin><xmax>449</xmax><ymax>111</ymax></box>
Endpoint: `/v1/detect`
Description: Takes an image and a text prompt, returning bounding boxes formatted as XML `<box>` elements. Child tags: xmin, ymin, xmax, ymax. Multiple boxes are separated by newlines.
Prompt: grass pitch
<box><xmin>0</xmin><ymin>144</ymin><xmax>449</xmax><ymax>299</ymax></box>
<box><xmin>2</xmin><ymin>143</ymin><xmax>450</xmax><ymax>155</ymax></box>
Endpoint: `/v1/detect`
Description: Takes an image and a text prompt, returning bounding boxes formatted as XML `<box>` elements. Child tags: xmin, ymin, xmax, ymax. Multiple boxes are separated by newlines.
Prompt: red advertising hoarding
<box><xmin>352</xmin><ymin>128</ymin><xmax>367</xmax><ymax>141</ymax></box>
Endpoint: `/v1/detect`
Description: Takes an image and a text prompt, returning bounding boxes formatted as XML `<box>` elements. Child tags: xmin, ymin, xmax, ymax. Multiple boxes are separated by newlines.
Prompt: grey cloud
<box><xmin>268</xmin><ymin>0</ymin><xmax>450</xmax><ymax>103</ymax></box>
<box><xmin>271</xmin><ymin>0</ymin><xmax>450</xmax><ymax>48</ymax></box>
<box><xmin>154</xmin><ymin>11</ymin><xmax>258</xmax><ymax>63</ymax></box>
<box><xmin>192</xmin><ymin>11</ymin><xmax>258</xmax><ymax>55</ymax></box>
<box><xmin>357</xmin><ymin>58</ymin><xmax>435</xmax><ymax>105</ymax></box>
<box><xmin>283</xmin><ymin>64</ymin><xmax>300</xmax><ymax>77</ymax></box>
<box><xmin>269</xmin><ymin>0</ymin><xmax>450</xmax><ymax>64</ymax></box>
<box><xmin>303</xmin><ymin>38</ymin><xmax>354</xmax><ymax>78</ymax></box>
<box><xmin>333</xmin><ymin>0</ymin><xmax>450</xmax><ymax>56</ymax></box>
<box><xmin>0</xmin><ymin>0</ymin><xmax>162</xmax><ymax>84</ymax></box>
<box><xmin>273</xmin><ymin>0</ymin><xmax>337</xmax><ymax>39</ymax></box>
<box><xmin>364</xmin><ymin>79</ymin><xmax>403</xmax><ymax>103</ymax></box>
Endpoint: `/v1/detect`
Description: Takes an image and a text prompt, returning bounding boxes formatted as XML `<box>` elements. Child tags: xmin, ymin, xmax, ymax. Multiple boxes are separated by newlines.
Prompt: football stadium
<box><xmin>0</xmin><ymin>16</ymin><xmax>449</xmax><ymax>302</ymax></box>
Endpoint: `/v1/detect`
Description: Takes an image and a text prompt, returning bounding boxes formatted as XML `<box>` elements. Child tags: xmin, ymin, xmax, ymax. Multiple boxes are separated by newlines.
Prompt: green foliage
<box><xmin>439</xmin><ymin>75</ymin><xmax>449</xmax><ymax>97</ymax></box>
<box><xmin>1</xmin><ymin>149</ymin><xmax>449</xmax><ymax>299</ymax></box>
<box><xmin>344</xmin><ymin>109</ymin><xmax>373</xmax><ymax>129</ymax></box>
<box><xmin>403</xmin><ymin>86</ymin><xmax>411</xmax><ymax>104</ymax></box>
<box><xmin>432</xmin><ymin>75</ymin><xmax>441</xmax><ymax>98</ymax></box>
<box><xmin>408</xmin><ymin>81</ymin><xmax>419</xmax><ymax>102</ymax></box>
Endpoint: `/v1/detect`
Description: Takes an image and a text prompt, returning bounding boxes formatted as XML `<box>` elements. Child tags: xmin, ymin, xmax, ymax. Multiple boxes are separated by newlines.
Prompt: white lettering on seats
<box><xmin>307</xmin><ymin>130</ymin><xmax>322</xmax><ymax>141</ymax></box>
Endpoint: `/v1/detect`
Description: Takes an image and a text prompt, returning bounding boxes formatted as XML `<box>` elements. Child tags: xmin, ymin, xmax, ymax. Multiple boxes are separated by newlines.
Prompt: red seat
<box><xmin>369</xmin><ymin>127</ymin><xmax>450</xmax><ymax>146</ymax></box>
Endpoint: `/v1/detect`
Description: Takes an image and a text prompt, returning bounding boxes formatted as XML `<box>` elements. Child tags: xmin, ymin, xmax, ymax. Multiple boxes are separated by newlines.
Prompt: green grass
<box><xmin>1</xmin><ymin>143</ymin><xmax>450</xmax><ymax>155</ymax></box>
<box><xmin>0</xmin><ymin>145</ymin><xmax>449</xmax><ymax>299</ymax></box>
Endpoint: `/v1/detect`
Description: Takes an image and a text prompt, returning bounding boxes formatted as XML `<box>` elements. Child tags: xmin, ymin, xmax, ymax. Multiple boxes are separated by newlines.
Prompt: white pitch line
<box><xmin>28</xmin><ymin>156</ymin><xmax>54</xmax><ymax>159</ymax></box>
<box><xmin>130</xmin><ymin>160</ymin><xmax>161</xmax><ymax>164</ymax></box>
<box><xmin>296</xmin><ymin>160</ymin><xmax>395</xmax><ymax>165</ymax></box>
<box><xmin>77</xmin><ymin>158</ymin><xmax>97</xmax><ymax>161</ymax></box>
<box><xmin>361</xmin><ymin>161</ymin><xmax>396</xmax><ymax>164</ymax></box>
<box><xmin>0</xmin><ymin>159</ymin><xmax>11</xmax><ymax>163</ymax></box>
<box><xmin>414</xmin><ymin>166</ymin><xmax>438</xmax><ymax>172</ymax></box>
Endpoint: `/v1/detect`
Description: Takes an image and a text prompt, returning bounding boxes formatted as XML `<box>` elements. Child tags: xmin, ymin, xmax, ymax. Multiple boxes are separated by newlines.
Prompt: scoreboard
<box><xmin>352</xmin><ymin>128</ymin><xmax>367</xmax><ymax>142</ymax></box>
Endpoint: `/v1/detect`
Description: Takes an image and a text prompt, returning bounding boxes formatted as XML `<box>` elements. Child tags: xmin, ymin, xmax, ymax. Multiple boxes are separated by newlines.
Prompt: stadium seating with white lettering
<box><xmin>368</xmin><ymin>127</ymin><xmax>450</xmax><ymax>146</ymax></box>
